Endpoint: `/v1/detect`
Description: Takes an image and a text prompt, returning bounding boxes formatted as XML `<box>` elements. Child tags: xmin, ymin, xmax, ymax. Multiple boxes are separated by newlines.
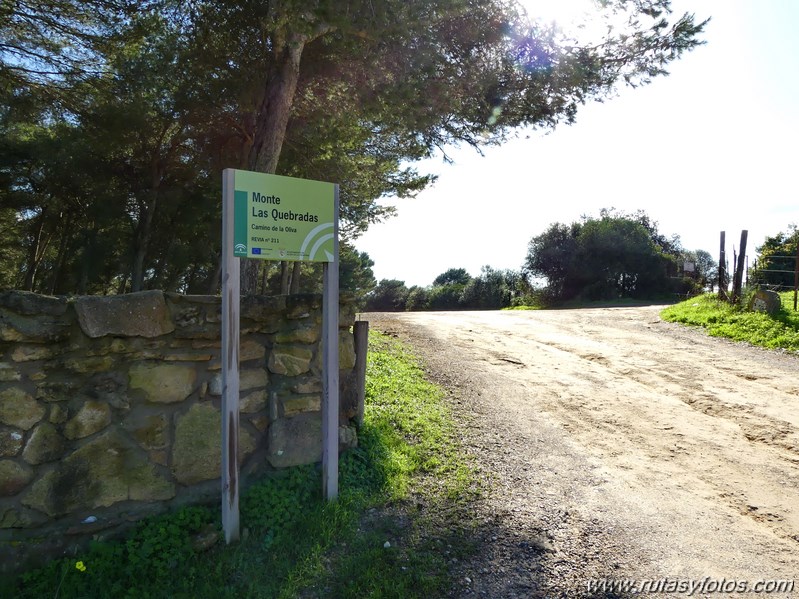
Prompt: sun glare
<box><xmin>516</xmin><ymin>0</ymin><xmax>609</xmax><ymax>42</ymax></box>
<box><xmin>519</xmin><ymin>0</ymin><xmax>591</xmax><ymax>25</ymax></box>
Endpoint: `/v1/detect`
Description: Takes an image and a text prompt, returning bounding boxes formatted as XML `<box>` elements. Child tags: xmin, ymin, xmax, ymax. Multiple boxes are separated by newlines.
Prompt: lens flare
<box><xmin>515</xmin><ymin>0</ymin><xmax>611</xmax><ymax>43</ymax></box>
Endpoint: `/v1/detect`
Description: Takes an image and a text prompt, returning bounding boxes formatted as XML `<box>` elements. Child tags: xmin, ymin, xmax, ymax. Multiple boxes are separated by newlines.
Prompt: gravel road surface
<box><xmin>364</xmin><ymin>307</ymin><xmax>799</xmax><ymax>598</ymax></box>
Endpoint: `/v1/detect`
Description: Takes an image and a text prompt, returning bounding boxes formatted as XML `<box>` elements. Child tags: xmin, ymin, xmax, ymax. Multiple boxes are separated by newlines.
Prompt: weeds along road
<box><xmin>366</xmin><ymin>307</ymin><xmax>799</xmax><ymax>597</ymax></box>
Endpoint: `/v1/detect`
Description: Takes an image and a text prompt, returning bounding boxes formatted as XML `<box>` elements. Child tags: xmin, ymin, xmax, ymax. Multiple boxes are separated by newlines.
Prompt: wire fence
<box><xmin>748</xmin><ymin>255</ymin><xmax>798</xmax><ymax>310</ymax></box>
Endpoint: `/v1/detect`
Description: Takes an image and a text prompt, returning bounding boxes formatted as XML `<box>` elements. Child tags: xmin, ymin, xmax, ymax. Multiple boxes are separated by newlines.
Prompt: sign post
<box><xmin>321</xmin><ymin>199</ymin><xmax>339</xmax><ymax>498</ymax></box>
<box><xmin>221</xmin><ymin>169</ymin><xmax>339</xmax><ymax>544</ymax></box>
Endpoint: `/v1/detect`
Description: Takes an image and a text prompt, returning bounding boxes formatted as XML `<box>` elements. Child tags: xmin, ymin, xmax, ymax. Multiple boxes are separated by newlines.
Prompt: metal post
<box><xmin>221</xmin><ymin>168</ymin><xmax>240</xmax><ymax>543</ymax></box>
<box><xmin>321</xmin><ymin>185</ymin><xmax>340</xmax><ymax>500</ymax></box>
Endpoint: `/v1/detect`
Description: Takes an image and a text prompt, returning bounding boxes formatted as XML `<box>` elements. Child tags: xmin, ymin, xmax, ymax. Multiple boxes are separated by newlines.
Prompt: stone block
<box><xmin>63</xmin><ymin>356</ymin><xmax>115</xmax><ymax>374</ymax></box>
<box><xmin>129</xmin><ymin>362</ymin><xmax>197</xmax><ymax>403</ymax></box>
<box><xmin>290</xmin><ymin>377</ymin><xmax>322</xmax><ymax>394</ymax></box>
<box><xmin>0</xmin><ymin>310</ymin><xmax>71</xmax><ymax>342</ymax></box>
<box><xmin>748</xmin><ymin>289</ymin><xmax>781</xmax><ymax>315</ymax></box>
<box><xmin>36</xmin><ymin>380</ymin><xmax>78</xmax><ymax>402</ymax></box>
<box><xmin>11</xmin><ymin>345</ymin><xmax>58</xmax><ymax>362</ymax></box>
<box><xmin>0</xmin><ymin>460</ymin><xmax>34</xmax><ymax>496</ymax></box>
<box><xmin>0</xmin><ymin>290</ymin><xmax>68</xmax><ymax>316</ymax></box>
<box><xmin>249</xmin><ymin>414</ymin><xmax>270</xmax><ymax>432</ymax></box>
<box><xmin>84</xmin><ymin>372</ymin><xmax>129</xmax><ymax>410</ymax></box>
<box><xmin>0</xmin><ymin>506</ymin><xmax>48</xmax><ymax>529</ymax></box>
<box><xmin>75</xmin><ymin>290</ymin><xmax>174</xmax><ymax>338</ymax></box>
<box><xmin>22</xmin><ymin>422</ymin><xmax>64</xmax><ymax>464</ymax></box>
<box><xmin>48</xmin><ymin>404</ymin><xmax>68</xmax><ymax>424</ymax></box>
<box><xmin>339</xmin><ymin>333</ymin><xmax>356</xmax><ymax>370</ymax></box>
<box><xmin>267</xmin><ymin>412</ymin><xmax>322</xmax><ymax>468</ymax></box>
<box><xmin>125</xmin><ymin>413</ymin><xmax>169</xmax><ymax>451</ymax></box>
<box><xmin>162</xmin><ymin>351</ymin><xmax>214</xmax><ymax>362</ymax></box>
<box><xmin>0</xmin><ymin>427</ymin><xmax>24</xmax><ymax>456</ymax></box>
<box><xmin>240</xmin><ymin>389</ymin><xmax>267</xmax><ymax>414</ymax></box>
<box><xmin>268</xmin><ymin>346</ymin><xmax>313</xmax><ymax>376</ymax></box>
<box><xmin>282</xmin><ymin>394</ymin><xmax>321</xmax><ymax>416</ymax></box>
<box><xmin>207</xmin><ymin>339</ymin><xmax>264</xmax><ymax>371</ymax></box>
<box><xmin>171</xmin><ymin>323</ymin><xmax>221</xmax><ymax>339</ymax></box>
<box><xmin>240</xmin><ymin>339</ymin><xmax>266</xmax><ymax>362</ymax></box>
<box><xmin>208</xmin><ymin>368</ymin><xmax>268</xmax><ymax>396</ymax></box>
<box><xmin>241</xmin><ymin>368</ymin><xmax>268</xmax><ymax>391</ymax></box>
<box><xmin>165</xmin><ymin>294</ymin><xmax>221</xmax><ymax>330</ymax></box>
<box><xmin>241</xmin><ymin>295</ymin><xmax>286</xmax><ymax>322</ymax></box>
<box><xmin>275</xmin><ymin>326</ymin><xmax>319</xmax><ymax>344</ymax></box>
<box><xmin>286</xmin><ymin>294</ymin><xmax>321</xmax><ymax>319</ymax></box>
<box><xmin>0</xmin><ymin>363</ymin><xmax>20</xmax><ymax>383</ymax></box>
<box><xmin>266</xmin><ymin>413</ymin><xmax>354</xmax><ymax>469</ymax></box>
<box><xmin>23</xmin><ymin>429</ymin><xmax>175</xmax><ymax>516</ymax></box>
<box><xmin>172</xmin><ymin>403</ymin><xmax>255</xmax><ymax>485</ymax></box>
<box><xmin>64</xmin><ymin>400</ymin><xmax>112</xmax><ymax>440</ymax></box>
<box><xmin>339</xmin><ymin>424</ymin><xmax>358</xmax><ymax>450</ymax></box>
<box><xmin>339</xmin><ymin>301</ymin><xmax>358</xmax><ymax>328</ymax></box>
<box><xmin>0</xmin><ymin>388</ymin><xmax>45</xmax><ymax>430</ymax></box>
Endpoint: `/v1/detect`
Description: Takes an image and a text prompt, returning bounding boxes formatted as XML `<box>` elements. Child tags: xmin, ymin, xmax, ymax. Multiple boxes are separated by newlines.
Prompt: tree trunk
<box><xmin>206</xmin><ymin>254</ymin><xmax>222</xmax><ymax>295</ymax></box>
<box><xmin>48</xmin><ymin>214</ymin><xmax>71</xmax><ymax>294</ymax></box>
<box><xmin>289</xmin><ymin>261</ymin><xmax>301</xmax><ymax>294</ymax></box>
<box><xmin>241</xmin><ymin>29</ymin><xmax>322</xmax><ymax>296</ymax></box>
<box><xmin>23</xmin><ymin>208</ymin><xmax>52</xmax><ymax>291</ymax></box>
<box><xmin>78</xmin><ymin>230</ymin><xmax>95</xmax><ymax>295</ymax></box>
<box><xmin>247</xmin><ymin>34</ymin><xmax>306</xmax><ymax>174</ymax></box>
<box><xmin>131</xmin><ymin>190</ymin><xmax>159</xmax><ymax>293</ymax></box>
<box><xmin>259</xmin><ymin>261</ymin><xmax>271</xmax><ymax>294</ymax></box>
<box><xmin>280</xmin><ymin>260</ymin><xmax>290</xmax><ymax>294</ymax></box>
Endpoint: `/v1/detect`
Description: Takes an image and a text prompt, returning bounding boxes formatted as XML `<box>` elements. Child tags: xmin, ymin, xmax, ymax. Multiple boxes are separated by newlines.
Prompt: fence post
<box><xmin>353</xmin><ymin>320</ymin><xmax>369</xmax><ymax>426</ymax></box>
<box><xmin>718</xmin><ymin>231</ymin><xmax>726</xmax><ymax>300</ymax></box>
<box><xmin>732</xmin><ymin>230</ymin><xmax>748</xmax><ymax>304</ymax></box>
<box><xmin>794</xmin><ymin>241</ymin><xmax>798</xmax><ymax>311</ymax></box>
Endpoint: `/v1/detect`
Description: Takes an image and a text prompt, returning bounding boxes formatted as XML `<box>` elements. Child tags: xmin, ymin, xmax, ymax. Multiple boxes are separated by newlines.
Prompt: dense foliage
<box><xmin>523</xmin><ymin>209</ymin><xmax>703</xmax><ymax>303</ymax></box>
<box><xmin>1</xmin><ymin>1</ymin><xmax>706</xmax><ymax>296</ymax></box>
<box><xmin>750</xmin><ymin>226</ymin><xmax>798</xmax><ymax>291</ymax></box>
<box><xmin>365</xmin><ymin>265</ymin><xmax>528</xmax><ymax>311</ymax></box>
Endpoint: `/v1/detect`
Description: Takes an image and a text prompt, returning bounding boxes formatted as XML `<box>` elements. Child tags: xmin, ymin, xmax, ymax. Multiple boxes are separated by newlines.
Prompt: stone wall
<box><xmin>0</xmin><ymin>289</ymin><xmax>359</xmax><ymax>573</ymax></box>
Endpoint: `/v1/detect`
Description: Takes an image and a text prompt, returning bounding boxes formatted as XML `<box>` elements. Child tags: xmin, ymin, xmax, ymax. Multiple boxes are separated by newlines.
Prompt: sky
<box><xmin>354</xmin><ymin>0</ymin><xmax>799</xmax><ymax>288</ymax></box>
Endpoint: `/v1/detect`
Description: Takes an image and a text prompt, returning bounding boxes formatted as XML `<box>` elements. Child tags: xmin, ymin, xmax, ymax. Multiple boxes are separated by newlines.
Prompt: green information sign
<box><xmin>231</xmin><ymin>169</ymin><xmax>335</xmax><ymax>262</ymax></box>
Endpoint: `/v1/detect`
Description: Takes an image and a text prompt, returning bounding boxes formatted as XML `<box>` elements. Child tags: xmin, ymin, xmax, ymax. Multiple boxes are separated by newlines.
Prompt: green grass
<box><xmin>5</xmin><ymin>331</ymin><xmax>477</xmax><ymax>599</ymax></box>
<box><xmin>504</xmin><ymin>297</ymin><xmax>676</xmax><ymax>311</ymax></box>
<box><xmin>660</xmin><ymin>291</ymin><xmax>799</xmax><ymax>352</ymax></box>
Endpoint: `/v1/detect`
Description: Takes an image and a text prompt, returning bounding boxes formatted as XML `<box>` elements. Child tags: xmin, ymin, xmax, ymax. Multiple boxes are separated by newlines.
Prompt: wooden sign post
<box><xmin>221</xmin><ymin>169</ymin><xmax>339</xmax><ymax>543</ymax></box>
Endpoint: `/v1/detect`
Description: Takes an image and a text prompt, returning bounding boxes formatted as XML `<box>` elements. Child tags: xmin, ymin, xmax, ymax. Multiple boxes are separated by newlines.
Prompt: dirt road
<box><xmin>365</xmin><ymin>307</ymin><xmax>799</xmax><ymax>598</ymax></box>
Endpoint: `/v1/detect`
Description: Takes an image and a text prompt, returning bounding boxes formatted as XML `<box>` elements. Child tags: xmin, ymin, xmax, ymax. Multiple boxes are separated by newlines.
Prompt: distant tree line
<box><xmin>365</xmin><ymin>266</ymin><xmax>530</xmax><ymax>312</ymax></box>
<box><xmin>365</xmin><ymin>209</ymin><xmax>719</xmax><ymax>311</ymax></box>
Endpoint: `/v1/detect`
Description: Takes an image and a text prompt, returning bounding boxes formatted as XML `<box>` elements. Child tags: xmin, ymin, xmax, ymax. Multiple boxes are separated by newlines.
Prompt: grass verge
<box><xmin>660</xmin><ymin>291</ymin><xmax>799</xmax><ymax>352</ymax></box>
<box><xmin>4</xmin><ymin>331</ymin><xmax>477</xmax><ymax>599</ymax></box>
